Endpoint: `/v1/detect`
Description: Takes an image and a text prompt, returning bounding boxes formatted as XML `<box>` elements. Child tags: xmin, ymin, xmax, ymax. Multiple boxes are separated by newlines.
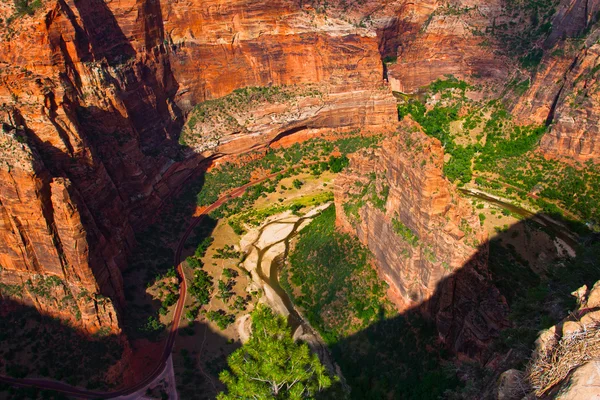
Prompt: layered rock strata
<box><xmin>0</xmin><ymin>0</ymin><xmax>396</xmax><ymax>331</ymax></box>
<box><xmin>334</xmin><ymin>118</ymin><xmax>508</xmax><ymax>359</ymax></box>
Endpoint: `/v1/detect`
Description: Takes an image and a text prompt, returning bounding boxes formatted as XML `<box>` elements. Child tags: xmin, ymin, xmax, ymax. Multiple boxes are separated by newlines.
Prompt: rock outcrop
<box><xmin>0</xmin><ymin>0</ymin><xmax>396</xmax><ymax>331</ymax></box>
<box><xmin>334</xmin><ymin>118</ymin><xmax>508</xmax><ymax>360</ymax></box>
<box><xmin>497</xmin><ymin>281</ymin><xmax>600</xmax><ymax>399</ymax></box>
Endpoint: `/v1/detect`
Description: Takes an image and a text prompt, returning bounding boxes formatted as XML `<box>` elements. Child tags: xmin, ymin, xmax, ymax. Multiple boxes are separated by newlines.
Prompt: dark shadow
<box><xmin>0</xmin><ymin>300</ymin><xmax>124</xmax><ymax>393</ymax></box>
<box><xmin>270</xmin><ymin>126</ymin><xmax>309</xmax><ymax>145</ymax></box>
<box><xmin>307</xmin><ymin>213</ymin><xmax>600</xmax><ymax>399</ymax></box>
<box><xmin>63</xmin><ymin>0</ymin><xmax>135</xmax><ymax>66</ymax></box>
<box><xmin>0</xmin><ymin>298</ymin><xmax>241</xmax><ymax>400</ymax></box>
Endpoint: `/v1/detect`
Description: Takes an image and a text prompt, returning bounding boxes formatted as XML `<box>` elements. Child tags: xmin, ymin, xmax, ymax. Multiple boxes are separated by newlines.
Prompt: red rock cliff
<box><xmin>334</xmin><ymin>119</ymin><xmax>508</xmax><ymax>359</ymax></box>
<box><xmin>0</xmin><ymin>0</ymin><xmax>397</xmax><ymax>331</ymax></box>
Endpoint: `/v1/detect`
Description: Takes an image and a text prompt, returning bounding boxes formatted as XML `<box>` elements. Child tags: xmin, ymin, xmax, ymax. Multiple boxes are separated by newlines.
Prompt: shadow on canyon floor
<box><xmin>312</xmin><ymin>213</ymin><xmax>600</xmax><ymax>400</ymax></box>
<box><xmin>0</xmin><ymin>301</ymin><xmax>238</xmax><ymax>400</ymax></box>
<box><xmin>1</xmin><ymin>207</ymin><xmax>599</xmax><ymax>400</ymax></box>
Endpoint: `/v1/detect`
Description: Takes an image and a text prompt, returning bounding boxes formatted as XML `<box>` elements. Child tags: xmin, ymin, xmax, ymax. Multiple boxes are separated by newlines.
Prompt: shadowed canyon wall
<box><xmin>334</xmin><ymin>119</ymin><xmax>509</xmax><ymax>360</ymax></box>
<box><xmin>0</xmin><ymin>0</ymin><xmax>397</xmax><ymax>331</ymax></box>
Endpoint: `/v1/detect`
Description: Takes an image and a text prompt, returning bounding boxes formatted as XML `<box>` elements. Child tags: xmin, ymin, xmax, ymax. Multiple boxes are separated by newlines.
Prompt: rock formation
<box><xmin>334</xmin><ymin>118</ymin><xmax>508</xmax><ymax>359</ymax></box>
<box><xmin>386</xmin><ymin>0</ymin><xmax>509</xmax><ymax>93</ymax></box>
<box><xmin>1</xmin><ymin>0</ymin><xmax>600</xmax><ymax>335</ymax></box>
<box><xmin>0</xmin><ymin>0</ymin><xmax>397</xmax><ymax>331</ymax></box>
<box><xmin>497</xmin><ymin>281</ymin><xmax>600</xmax><ymax>399</ymax></box>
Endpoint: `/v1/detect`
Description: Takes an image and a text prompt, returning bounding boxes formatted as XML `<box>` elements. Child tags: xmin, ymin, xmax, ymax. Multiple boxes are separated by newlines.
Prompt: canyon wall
<box><xmin>513</xmin><ymin>33</ymin><xmax>600</xmax><ymax>164</ymax></box>
<box><xmin>334</xmin><ymin>118</ymin><xmax>509</xmax><ymax>360</ymax></box>
<box><xmin>380</xmin><ymin>0</ymin><xmax>600</xmax><ymax>163</ymax></box>
<box><xmin>0</xmin><ymin>0</ymin><xmax>396</xmax><ymax>331</ymax></box>
<box><xmin>2</xmin><ymin>0</ymin><xmax>600</xmax><ymax>332</ymax></box>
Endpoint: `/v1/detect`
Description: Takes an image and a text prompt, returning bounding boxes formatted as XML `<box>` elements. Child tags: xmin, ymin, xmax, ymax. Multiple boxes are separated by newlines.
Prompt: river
<box><xmin>459</xmin><ymin>188</ymin><xmax>580</xmax><ymax>252</ymax></box>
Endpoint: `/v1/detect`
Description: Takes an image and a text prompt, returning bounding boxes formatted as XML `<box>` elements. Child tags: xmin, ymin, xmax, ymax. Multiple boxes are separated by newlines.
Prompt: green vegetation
<box><xmin>196</xmin><ymin>135</ymin><xmax>380</xmax><ymax>208</ymax></box>
<box><xmin>217</xmin><ymin>305</ymin><xmax>334</xmax><ymax>399</ymax></box>
<box><xmin>0</xmin><ymin>282</ymin><xmax>22</xmax><ymax>298</ymax></box>
<box><xmin>395</xmin><ymin>78</ymin><xmax>600</xmax><ymax>227</ymax></box>
<box><xmin>342</xmin><ymin>171</ymin><xmax>390</xmax><ymax>220</ymax></box>
<box><xmin>382</xmin><ymin>55</ymin><xmax>398</xmax><ymax>64</ymax></box>
<box><xmin>142</xmin><ymin>316</ymin><xmax>165</xmax><ymax>336</ymax></box>
<box><xmin>283</xmin><ymin>205</ymin><xmax>390</xmax><ymax>343</ymax></box>
<box><xmin>206</xmin><ymin>310</ymin><xmax>235</xmax><ymax>330</ymax></box>
<box><xmin>397</xmin><ymin>96</ymin><xmax>477</xmax><ymax>184</ymax></box>
<box><xmin>283</xmin><ymin>205</ymin><xmax>461</xmax><ymax>398</ymax></box>
<box><xmin>214</xmin><ymin>245</ymin><xmax>241</xmax><ymax>260</ymax></box>
<box><xmin>228</xmin><ymin>192</ymin><xmax>334</xmax><ymax>235</ymax></box>
<box><xmin>429</xmin><ymin>76</ymin><xmax>470</xmax><ymax>94</ymax></box>
<box><xmin>477</xmin><ymin>153</ymin><xmax>600</xmax><ymax>225</ymax></box>
<box><xmin>189</xmin><ymin>270</ymin><xmax>213</xmax><ymax>305</ymax></box>
<box><xmin>392</xmin><ymin>216</ymin><xmax>420</xmax><ymax>246</ymax></box>
<box><xmin>292</xmin><ymin>178</ymin><xmax>303</xmax><ymax>189</ymax></box>
<box><xmin>217</xmin><ymin>279</ymin><xmax>235</xmax><ymax>301</ymax></box>
<box><xmin>13</xmin><ymin>0</ymin><xmax>42</xmax><ymax>17</ymax></box>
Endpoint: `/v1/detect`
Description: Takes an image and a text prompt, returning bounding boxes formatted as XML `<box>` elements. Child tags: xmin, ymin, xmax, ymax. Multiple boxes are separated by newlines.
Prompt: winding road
<box><xmin>1</xmin><ymin>164</ymin><xmax>580</xmax><ymax>398</ymax></box>
<box><xmin>0</xmin><ymin>170</ymin><xmax>290</xmax><ymax>399</ymax></box>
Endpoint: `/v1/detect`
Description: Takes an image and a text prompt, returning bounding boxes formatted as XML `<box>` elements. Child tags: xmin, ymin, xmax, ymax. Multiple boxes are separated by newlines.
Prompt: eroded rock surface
<box><xmin>334</xmin><ymin>118</ymin><xmax>509</xmax><ymax>360</ymax></box>
<box><xmin>0</xmin><ymin>0</ymin><xmax>396</xmax><ymax>331</ymax></box>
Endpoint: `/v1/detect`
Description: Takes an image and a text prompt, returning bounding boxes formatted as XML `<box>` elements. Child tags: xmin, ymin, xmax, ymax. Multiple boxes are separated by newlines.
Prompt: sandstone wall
<box><xmin>0</xmin><ymin>0</ymin><xmax>396</xmax><ymax>331</ymax></box>
<box><xmin>334</xmin><ymin>119</ymin><xmax>508</xmax><ymax>359</ymax></box>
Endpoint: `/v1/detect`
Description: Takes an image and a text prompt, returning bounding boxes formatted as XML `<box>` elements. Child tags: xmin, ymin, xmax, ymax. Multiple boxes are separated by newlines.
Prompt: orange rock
<box><xmin>0</xmin><ymin>0</ymin><xmax>396</xmax><ymax>332</ymax></box>
<box><xmin>334</xmin><ymin>119</ymin><xmax>508</xmax><ymax>360</ymax></box>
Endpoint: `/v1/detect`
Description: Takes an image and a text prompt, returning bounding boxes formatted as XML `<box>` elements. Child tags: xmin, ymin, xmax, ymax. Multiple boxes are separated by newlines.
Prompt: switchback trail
<box><xmin>0</xmin><ymin>168</ymin><xmax>298</xmax><ymax>399</ymax></box>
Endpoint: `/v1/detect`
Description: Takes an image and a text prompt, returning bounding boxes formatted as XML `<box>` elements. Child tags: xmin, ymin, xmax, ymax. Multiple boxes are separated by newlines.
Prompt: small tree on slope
<box><xmin>217</xmin><ymin>305</ymin><xmax>333</xmax><ymax>399</ymax></box>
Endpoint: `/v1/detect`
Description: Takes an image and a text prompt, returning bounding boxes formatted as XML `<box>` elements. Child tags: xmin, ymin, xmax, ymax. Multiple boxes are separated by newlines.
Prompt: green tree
<box><xmin>217</xmin><ymin>305</ymin><xmax>333</xmax><ymax>399</ymax></box>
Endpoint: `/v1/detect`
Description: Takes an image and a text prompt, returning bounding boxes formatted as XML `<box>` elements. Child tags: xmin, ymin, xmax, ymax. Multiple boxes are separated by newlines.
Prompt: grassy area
<box><xmin>282</xmin><ymin>205</ymin><xmax>390</xmax><ymax>343</ymax></box>
<box><xmin>228</xmin><ymin>191</ymin><xmax>334</xmax><ymax>235</ymax></box>
<box><xmin>397</xmin><ymin>77</ymin><xmax>600</xmax><ymax>228</ymax></box>
<box><xmin>199</xmin><ymin>134</ymin><xmax>380</xmax><ymax>212</ymax></box>
<box><xmin>477</xmin><ymin>153</ymin><xmax>600</xmax><ymax>227</ymax></box>
<box><xmin>282</xmin><ymin>205</ymin><xmax>462</xmax><ymax>398</ymax></box>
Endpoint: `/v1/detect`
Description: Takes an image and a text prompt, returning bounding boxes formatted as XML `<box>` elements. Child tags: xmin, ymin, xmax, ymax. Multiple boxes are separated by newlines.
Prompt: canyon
<box><xmin>0</xmin><ymin>0</ymin><xmax>600</xmax><ymax>397</ymax></box>
<box><xmin>0</xmin><ymin>0</ymin><xmax>398</xmax><ymax>332</ymax></box>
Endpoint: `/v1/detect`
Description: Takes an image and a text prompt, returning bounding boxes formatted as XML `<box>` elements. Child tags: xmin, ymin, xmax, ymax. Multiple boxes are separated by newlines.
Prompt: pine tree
<box><xmin>218</xmin><ymin>305</ymin><xmax>333</xmax><ymax>399</ymax></box>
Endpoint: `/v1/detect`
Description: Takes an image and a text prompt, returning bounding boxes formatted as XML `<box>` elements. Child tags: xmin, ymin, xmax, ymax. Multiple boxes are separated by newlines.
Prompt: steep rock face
<box><xmin>386</xmin><ymin>0</ymin><xmax>509</xmax><ymax>93</ymax></box>
<box><xmin>0</xmin><ymin>0</ymin><xmax>396</xmax><ymax>331</ymax></box>
<box><xmin>334</xmin><ymin>119</ymin><xmax>508</xmax><ymax>359</ymax></box>
<box><xmin>0</xmin><ymin>130</ymin><xmax>121</xmax><ymax>331</ymax></box>
<box><xmin>511</xmin><ymin>2</ymin><xmax>600</xmax><ymax>163</ymax></box>
<box><xmin>539</xmin><ymin>40</ymin><xmax>600</xmax><ymax>163</ymax></box>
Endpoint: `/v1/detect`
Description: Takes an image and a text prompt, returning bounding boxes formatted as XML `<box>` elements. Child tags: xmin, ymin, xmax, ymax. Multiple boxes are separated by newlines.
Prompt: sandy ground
<box><xmin>240</xmin><ymin>205</ymin><xmax>329</xmax><ymax>317</ymax></box>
